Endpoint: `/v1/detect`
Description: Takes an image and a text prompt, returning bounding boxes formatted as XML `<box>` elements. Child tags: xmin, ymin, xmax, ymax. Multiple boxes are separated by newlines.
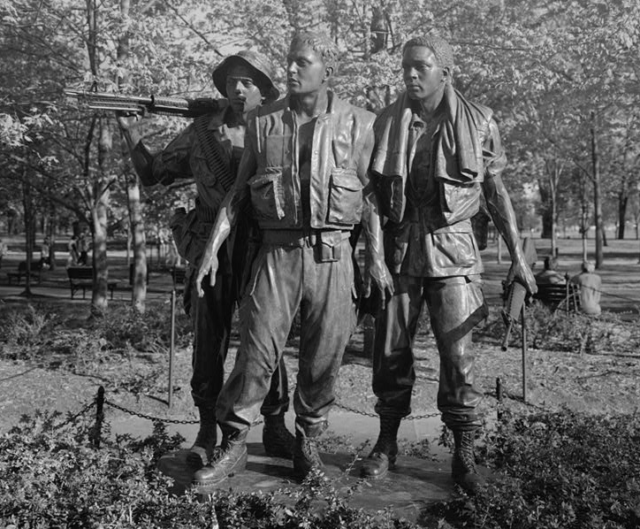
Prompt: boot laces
<box><xmin>456</xmin><ymin>432</ymin><xmax>477</xmax><ymax>470</ymax></box>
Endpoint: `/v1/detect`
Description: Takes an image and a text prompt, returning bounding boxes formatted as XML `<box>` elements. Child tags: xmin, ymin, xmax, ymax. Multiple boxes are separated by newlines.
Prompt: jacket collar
<box><xmin>283</xmin><ymin>90</ymin><xmax>337</xmax><ymax>117</ymax></box>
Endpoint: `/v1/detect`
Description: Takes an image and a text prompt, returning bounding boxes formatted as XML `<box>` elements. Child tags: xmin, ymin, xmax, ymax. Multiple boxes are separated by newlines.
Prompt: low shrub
<box><xmin>0</xmin><ymin>303</ymin><xmax>53</xmax><ymax>353</ymax></box>
<box><xmin>476</xmin><ymin>302</ymin><xmax>640</xmax><ymax>354</ymax></box>
<box><xmin>0</xmin><ymin>411</ymin><xmax>208</xmax><ymax>529</ymax></box>
<box><xmin>0</xmin><ymin>412</ymin><xmax>420</xmax><ymax>528</ymax></box>
<box><xmin>0</xmin><ymin>302</ymin><xmax>193</xmax><ymax>361</ymax></box>
<box><xmin>429</xmin><ymin>410</ymin><xmax>640</xmax><ymax>529</ymax></box>
<box><xmin>96</xmin><ymin>303</ymin><xmax>192</xmax><ymax>354</ymax></box>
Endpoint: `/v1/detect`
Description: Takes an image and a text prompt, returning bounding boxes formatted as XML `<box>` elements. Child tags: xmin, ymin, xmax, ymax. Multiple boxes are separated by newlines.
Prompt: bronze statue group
<box><xmin>118</xmin><ymin>31</ymin><xmax>538</xmax><ymax>496</ymax></box>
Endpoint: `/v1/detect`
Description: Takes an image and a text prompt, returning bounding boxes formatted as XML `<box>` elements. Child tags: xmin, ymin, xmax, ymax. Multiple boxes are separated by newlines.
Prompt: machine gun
<box><xmin>64</xmin><ymin>89</ymin><xmax>219</xmax><ymax>118</ymax></box>
<box><xmin>500</xmin><ymin>237</ymin><xmax>538</xmax><ymax>404</ymax></box>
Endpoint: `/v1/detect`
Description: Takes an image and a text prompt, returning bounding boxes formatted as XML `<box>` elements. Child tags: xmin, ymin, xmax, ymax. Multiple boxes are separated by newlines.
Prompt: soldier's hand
<box><xmin>115</xmin><ymin>111</ymin><xmax>142</xmax><ymax>131</ymax></box>
<box><xmin>506</xmin><ymin>260</ymin><xmax>538</xmax><ymax>296</ymax></box>
<box><xmin>364</xmin><ymin>258</ymin><xmax>394</xmax><ymax>310</ymax></box>
<box><xmin>196</xmin><ymin>254</ymin><xmax>219</xmax><ymax>297</ymax></box>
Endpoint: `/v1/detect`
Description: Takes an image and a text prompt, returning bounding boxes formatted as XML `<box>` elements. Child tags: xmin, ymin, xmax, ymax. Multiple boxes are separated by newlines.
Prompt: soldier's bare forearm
<box><xmin>484</xmin><ymin>177</ymin><xmax>525</xmax><ymax>261</ymax></box>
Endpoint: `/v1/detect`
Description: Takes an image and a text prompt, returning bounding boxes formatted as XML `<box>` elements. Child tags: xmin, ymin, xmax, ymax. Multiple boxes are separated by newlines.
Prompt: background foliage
<box><xmin>1</xmin><ymin>0</ymin><xmax>639</xmax><ymax>306</ymax></box>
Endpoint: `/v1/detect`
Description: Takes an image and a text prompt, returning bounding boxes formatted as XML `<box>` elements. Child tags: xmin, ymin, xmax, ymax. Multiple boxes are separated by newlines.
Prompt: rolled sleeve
<box><xmin>483</xmin><ymin>119</ymin><xmax>507</xmax><ymax>181</ymax></box>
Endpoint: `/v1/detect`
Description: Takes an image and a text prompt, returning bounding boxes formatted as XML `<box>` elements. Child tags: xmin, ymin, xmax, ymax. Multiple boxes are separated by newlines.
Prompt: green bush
<box><xmin>476</xmin><ymin>303</ymin><xmax>640</xmax><ymax>354</ymax></box>
<box><xmin>96</xmin><ymin>303</ymin><xmax>192</xmax><ymax>354</ymax></box>
<box><xmin>429</xmin><ymin>411</ymin><xmax>640</xmax><ymax>528</ymax></box>
<box><xmin>0</xmin><ymin>303</ymin><xmax>53</xmax><ymax>353</ymax></box>
<box><xmin>0</xmin><ymin>303</ymin><xmax>193</xmax><ymax>362</ymax></box>
<box><xmin>0</xmin><ymin>412</ymin><xmax>420</xmax><ymax>528</ymax></box>
<box><xmin>0</xmin><ymin>412</ymin><xmax>209</xmax><ymax>529</ymax></box>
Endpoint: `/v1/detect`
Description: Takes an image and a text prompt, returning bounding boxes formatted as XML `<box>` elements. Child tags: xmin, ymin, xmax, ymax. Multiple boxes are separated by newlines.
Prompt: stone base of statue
<box><xmin>157</xmin><ymin>442</ymin><xmax>490</xmax><ymax>523</ymax></box>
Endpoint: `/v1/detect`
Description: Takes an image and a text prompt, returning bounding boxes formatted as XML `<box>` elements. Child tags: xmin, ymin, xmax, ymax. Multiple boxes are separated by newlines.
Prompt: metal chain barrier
<box><xmin>103</xmin><ymin>398</ymin><xmax>198</xmax><ymax>424</ymax></box>
<box><xmin>334</xmin><ymin>399</ymin><xmax>440</xmax><ymax>421</ymax></box>
<box><xmin>29</xmin><ymin>380</ymin><xmax>557</xmax><ymax>451</ymax></box>
<box><xmin>53</xmin><ymin>400</ymin><xmax>96</xmax><ymax>430</ymax></box>
<box><xmin>67</xmin><ymin>376</ymin><xmax>556</xmax><ymax>448</ymax></box>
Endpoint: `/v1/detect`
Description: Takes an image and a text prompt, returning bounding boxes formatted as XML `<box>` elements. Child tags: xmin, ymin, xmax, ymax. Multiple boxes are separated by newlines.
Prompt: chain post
<box><xmin>168</xmin><ymin>289</ymin><xmax>176</xmax><ymax>409</ymax></box>
<box><xmin>496</xmin><ymin>377</ymin><xmax>503</xmax><ymax>421</ymax></box>
<box><xmin>521</xmin><ymin>304</ymin><xmax>528</xmax><ymax>403</ymax></box>
<box><xmin>91</xmin><ymin>385</ymin><xmax>105</xmax><ymax>448</ymax></box>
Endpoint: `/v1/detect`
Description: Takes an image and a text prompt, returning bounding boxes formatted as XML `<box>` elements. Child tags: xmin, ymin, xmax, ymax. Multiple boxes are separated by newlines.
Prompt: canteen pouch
<box><xmin>314</xmin><ymin>231</ymin><xmax>343</xmax><ymax>263</ymax></box>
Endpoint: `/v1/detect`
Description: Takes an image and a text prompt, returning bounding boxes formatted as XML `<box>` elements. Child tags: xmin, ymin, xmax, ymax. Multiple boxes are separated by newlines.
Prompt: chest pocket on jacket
<box><xmin>439</xmin><ymin>181</ymin><xmax>481</xmax><ymax>223</ymax></box>
<box><xmin>248</xmin><ymin>169</ymin><xmax>285</xmax><ymax>220</ymax></box>
<box><xmin>327</xmin><ymin>168</ymin><xmax>363</xmax><ymax>225</ymax></box>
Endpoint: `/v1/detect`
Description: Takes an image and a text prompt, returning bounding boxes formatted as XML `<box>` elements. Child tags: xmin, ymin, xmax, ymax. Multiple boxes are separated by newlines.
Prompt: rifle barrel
<box><xmin>64</xmin><ymin>89</ymin><xmax>218</xmax><ymax>117</ymax></box>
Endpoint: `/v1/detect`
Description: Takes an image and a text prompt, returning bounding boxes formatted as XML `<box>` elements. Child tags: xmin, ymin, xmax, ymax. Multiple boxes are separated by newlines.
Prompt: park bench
<box><xmin>7</xmin><ymin>260</ymin><xmax>43</xmax><ymax>285</ymax></box>
<box><xmin>533</xmin><ymin>281</ymin><xmax>581</xmax><ymax>313</ymax></box>
<box><xmin>67</xmin><ymin>266</ymin><xmax>117</xmax><ymax>300</ymax></box>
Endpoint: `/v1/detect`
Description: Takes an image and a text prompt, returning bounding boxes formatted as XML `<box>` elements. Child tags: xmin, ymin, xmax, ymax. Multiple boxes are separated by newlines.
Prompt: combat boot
<box><xmin>187</xmin><ymin>407</ymin><xmax>217</xmax><ymax>468</ymax></box>
<box><xmin>262</xmin><ymin>414</ymin><xmax>295</xmax><ymax>459</ymax></box>
<box><xmin>292</xmin><ymin>429</ymin><xmax>325</xmax><ymax>480</ymax></box>
<box><xmin>192</xmin><ymin>434</ymin><xmax>248</xmax><ymax>489</ymax></box>
<box><xmin>451</xmin><ymin>429</ymin><xmax>486</xmax><ymax>495</ymax></box>
<box><xmin>360</xmin><ymin>416</ymin><xmax>401</xmax><ymax>479</ymax></box>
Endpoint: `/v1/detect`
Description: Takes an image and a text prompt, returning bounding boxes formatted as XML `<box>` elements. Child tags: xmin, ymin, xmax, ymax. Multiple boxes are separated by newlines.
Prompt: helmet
<box><xmin>212</xmin><ymin>49</ymin><xmax>280</xmax><ymax>102</ymax></box>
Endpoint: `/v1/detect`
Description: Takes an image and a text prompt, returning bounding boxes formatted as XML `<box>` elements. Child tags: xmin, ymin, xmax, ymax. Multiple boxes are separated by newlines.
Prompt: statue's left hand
<box><xmin>196</xmin><ymin>254</ymin><xmax>219</xmax><ymax>298</ymax></box>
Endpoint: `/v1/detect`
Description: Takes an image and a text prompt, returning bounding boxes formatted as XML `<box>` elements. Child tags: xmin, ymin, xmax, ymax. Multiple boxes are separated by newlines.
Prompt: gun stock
<box><xmin>64</xmin><ymin>89</ymin><xmax>218</xmax><ymax>118</ymax></box>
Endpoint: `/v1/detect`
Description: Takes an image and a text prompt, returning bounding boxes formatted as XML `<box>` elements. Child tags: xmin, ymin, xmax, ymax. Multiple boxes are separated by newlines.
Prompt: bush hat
<box><xmin>212</xmin><ymin>50</ymin><xmax>280</xmax><ymax>102</ymax></box>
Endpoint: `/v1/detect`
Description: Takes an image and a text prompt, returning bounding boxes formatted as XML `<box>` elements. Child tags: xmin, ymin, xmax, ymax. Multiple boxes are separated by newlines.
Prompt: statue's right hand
<box><xmin>196</xmin><ymin>254</ymin><xmax>219</xmax><ymax>297</ymax></box>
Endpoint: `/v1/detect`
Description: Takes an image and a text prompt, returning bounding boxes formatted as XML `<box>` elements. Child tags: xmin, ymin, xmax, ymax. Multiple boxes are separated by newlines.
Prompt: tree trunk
<box><xmin>579</xmin><ymin>169</ymin><xmax>590</xmax><ymax>263</ymax></box>
<box><xmin>91</xmin><ymin>184</ymin><xmax>109</xmax><ymax>317</ymax></box>
<box><xmin>591</xmin><ymin>112</ymin><xmax>604</xmax><ymax>268</ymax></box>
<box><xmin>128</xmin><ymin>182</ymin><xmax>147</xmax><ymax>313</ymax></box>
<box><xmin>90</xmin><ymin>116</ymin><xmax>112</xmax><ymax>317</ymax></box>
<box><xmin>118</xmin><ymin>0</ymin><xmax>147</xmax><ymax>313</ymax></box>
<box><xmin>547</xmin><ymin>161</ymin><xmax>559</xmax><ymax>257</ymax></box>
<box><xmin>617</xmin><ymin>193</ymin><xmax>628</xmax><ymax>239</ymax></box>
<box><xmin>46</xmin><ymin>195</ymin><xmax>56</xmax><ymax>270</ymax></box>
<box><xmin>21</xmin><ymin>173</ymin><xmax>35</xmax><ymax>297</ymax></box>
<box><xmin>538</xmin><ymin>181</ymin><xmax>553</xmax><ymax>239</ymax></box>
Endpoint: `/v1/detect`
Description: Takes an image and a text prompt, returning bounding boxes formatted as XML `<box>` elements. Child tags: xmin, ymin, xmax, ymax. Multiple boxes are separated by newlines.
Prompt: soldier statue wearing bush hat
<box><xmin>117</xmin><ymin>49</ymin><xmax>294</xmax><ymax>468</ymax></box>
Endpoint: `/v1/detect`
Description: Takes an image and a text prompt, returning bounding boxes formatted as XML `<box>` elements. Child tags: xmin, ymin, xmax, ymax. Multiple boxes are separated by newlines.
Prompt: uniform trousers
<box><xmin>188</xmin><ymin>237</ymin><xmax>290</xmax><ymax>417</ymax></box>
<box><xmin>372</xmin><ymin>274</ymin><xmax>487</xmax><ymax>431</ymax></box>
<box><xmin>216</xmin><ymin>233</ymin><xmax>356</xmax><ymax>439</ymax></box>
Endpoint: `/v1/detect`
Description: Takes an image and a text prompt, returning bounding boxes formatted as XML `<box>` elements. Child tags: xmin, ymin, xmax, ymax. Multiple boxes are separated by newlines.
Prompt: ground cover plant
<box><xmin>1</xmin><ymin>299</ymin><xmax>640</xmax><ymax>528</ymax></box>
<box><xmin>0</xmin><ymin>412</ymin><xmax>418</xmax><ymax>528</ymax></box>
<box><xmin>476</xmin><ymin>301</ymin><xmax>640</xmax><ymax>355</ymax></box>
<box><xmin>427</xmin><ymin>411</ymin><xmax>640</xmax><ymax>529</ymax></box>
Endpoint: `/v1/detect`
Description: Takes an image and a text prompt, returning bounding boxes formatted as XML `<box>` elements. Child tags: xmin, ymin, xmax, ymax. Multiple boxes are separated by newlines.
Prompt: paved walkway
<box><xmin>108</xmin><ymin>409</ymin><xmax>460</xmax><ymax>524</ymax></box>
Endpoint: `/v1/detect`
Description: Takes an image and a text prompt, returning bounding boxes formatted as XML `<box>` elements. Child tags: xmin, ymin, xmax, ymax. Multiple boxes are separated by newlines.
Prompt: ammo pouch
<box><xmin>170</xmin><ymin>208</ymin><xmax>199</xmax><ymax>263</ymax></box>
<box><xmin>314</xmin><ymin>230</ymin><xmax>345</xmax><ymax>263</ymax></box>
